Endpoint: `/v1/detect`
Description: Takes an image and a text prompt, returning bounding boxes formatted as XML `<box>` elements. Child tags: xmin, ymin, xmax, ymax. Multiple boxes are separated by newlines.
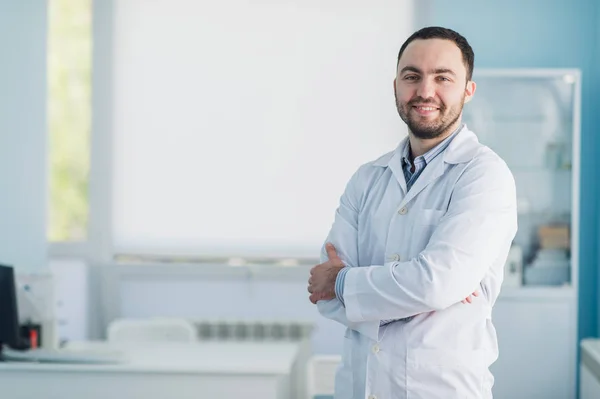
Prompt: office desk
<box><xmin>0</xmin><ymin>341</ymin><xmax>301</xmax><ymax>399</ymax></box>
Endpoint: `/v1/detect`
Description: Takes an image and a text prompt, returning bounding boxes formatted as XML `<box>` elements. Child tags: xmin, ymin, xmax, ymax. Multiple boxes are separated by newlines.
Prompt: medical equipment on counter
<box><xmin>524</xmin><ymin>249</ymin><xmax>570</xmax><ymax>286</ymax></box>
<box><xmin>15</xmin><ymin>272</ymin><xmax>58</xmax><ymax>349</ymax></box>
<box><xmin>0</xmin><ymin>265</ymin><xmax>21</xmax><ymax>351</ymax></box>
<box><xmin>0</xmin><ymin>264</ymin><xmax>125</xmax><ymax>364</ymax></box>
<box><xmin>523</xmin><ymin>223</ymin><xmax>571</xmax><ymax>286</ymax></box>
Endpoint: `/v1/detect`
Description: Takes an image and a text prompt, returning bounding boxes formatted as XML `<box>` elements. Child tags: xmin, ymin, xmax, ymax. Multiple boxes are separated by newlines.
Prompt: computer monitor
<box><xmin>0</xmin><ymin>264</ymin><xmax>21</xmax><ymax>350</ymax></box>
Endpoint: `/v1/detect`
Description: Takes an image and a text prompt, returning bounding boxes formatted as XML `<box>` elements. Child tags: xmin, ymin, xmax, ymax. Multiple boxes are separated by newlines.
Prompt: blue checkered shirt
<box><xmin>334</xmin><ymin>126</ymin><xmax>462</xmax><ymax>326</ymax></box>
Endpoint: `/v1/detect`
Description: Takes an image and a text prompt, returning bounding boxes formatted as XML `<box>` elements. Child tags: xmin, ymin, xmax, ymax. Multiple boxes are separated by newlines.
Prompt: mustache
<box><xmin>408</xmin><ymin>97</ymin><xmax>443</xmax><ymax>108</ymax></box>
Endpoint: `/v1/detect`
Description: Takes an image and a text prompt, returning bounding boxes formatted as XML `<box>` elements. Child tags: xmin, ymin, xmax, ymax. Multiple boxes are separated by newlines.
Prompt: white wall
<box><xmin>0</xmin><ymin>1</ymin><xmax>48</xmax><ymax>272</ymax></box>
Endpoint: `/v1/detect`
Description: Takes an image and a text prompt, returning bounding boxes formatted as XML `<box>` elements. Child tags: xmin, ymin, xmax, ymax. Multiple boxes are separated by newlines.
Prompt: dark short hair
<box><xmin>397</xmin><ymin>26</ymin><xmax>475</xmax><ymax>81</ymax></box>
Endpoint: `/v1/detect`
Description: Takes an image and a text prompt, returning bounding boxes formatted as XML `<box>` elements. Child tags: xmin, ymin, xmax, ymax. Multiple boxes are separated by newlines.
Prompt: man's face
<box><xmin>394</xmin><ymin>38</ymin><xmax>475</xmax><ymax>140</ymax></box>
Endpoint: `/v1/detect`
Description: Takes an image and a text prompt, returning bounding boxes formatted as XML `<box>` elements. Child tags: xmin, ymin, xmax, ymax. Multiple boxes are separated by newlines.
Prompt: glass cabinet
<box><xmin>462</xmin><ymin>69</ymin><xmax>580</xmax><ymax>289</ymax></box>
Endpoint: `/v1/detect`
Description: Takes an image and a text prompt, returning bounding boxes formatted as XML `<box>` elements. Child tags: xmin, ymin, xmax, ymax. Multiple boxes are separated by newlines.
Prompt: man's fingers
<box><xmin>462</xmin><ymin>290</ymin><xmax>480</xmax><ymax>304</ymax></box>
<box><xmin>307</xmin><ymin>285</ymin><xmax>313</xmax><ymax>294</ymax></box>
<box><xmin>309</xmin><ymin>293</ymin><xmax>318</xmax><ymax>304</ymax></box>
<box><xmin>325</xmin><ymin>243</ymin><xmax>339</xmax><ymax>260</ymax></box>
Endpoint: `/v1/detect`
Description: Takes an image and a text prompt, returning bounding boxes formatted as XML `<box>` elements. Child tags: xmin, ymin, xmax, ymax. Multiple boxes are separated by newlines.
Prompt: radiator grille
<box><xmin>192</xmin><ymin>319</ymin><xmax>313</xmax><ymax>341</ymax></box>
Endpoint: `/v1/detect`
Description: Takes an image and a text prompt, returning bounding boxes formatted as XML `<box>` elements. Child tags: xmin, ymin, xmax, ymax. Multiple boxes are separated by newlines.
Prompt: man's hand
<box><xmin>307</xmin><ymin>243</ymin><xmax>479</xmax><ymax>306</ymax></box>
<box><xmin>308</xmin><ymin>243</ymin><xmax>345</xmax><ymax>304</ymax></box>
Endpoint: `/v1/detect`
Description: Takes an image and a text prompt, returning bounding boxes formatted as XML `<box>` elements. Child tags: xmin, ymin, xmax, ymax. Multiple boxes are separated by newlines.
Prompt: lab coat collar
<box><xmin>442</xmin><ymin>125</ymin><xmax>480</xmax><ymax>164</ymax></box>
<box><xmin>372</xmin><ymin>125</ymin><xmax>480</xmax><ymax>201</ymax></box>
<box><xmin>373</xmin><ymin>124</ymin><xmax>480</xmax><ymax>168</ymax></box>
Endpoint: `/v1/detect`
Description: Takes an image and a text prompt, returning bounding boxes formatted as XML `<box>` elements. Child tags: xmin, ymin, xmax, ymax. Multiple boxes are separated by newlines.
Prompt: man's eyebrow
<box><xmin>399</xmin><ymin>66</ymin><xmax>457</xmax><ymax>77</ymax></box>
<box><xmin>432</xmin><ymin>68</ymin><xmax>456</xmax><ymax>76</ymax></box>
<box><xmin>400</xmin><ymin>66</ymin><xmax>422</xmax><ymax>75</ymax></box>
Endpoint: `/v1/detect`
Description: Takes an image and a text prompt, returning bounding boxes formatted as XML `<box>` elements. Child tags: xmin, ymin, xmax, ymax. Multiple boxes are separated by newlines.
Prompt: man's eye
<box><xmin>437</xmin><ymin>76</ymin><xmax>450</xmax><ymax>82</ymax></box>
<box><xmin>404</xmin><ymin>75</ymin><xmax>418</xmax><ymax>81</ymax></box>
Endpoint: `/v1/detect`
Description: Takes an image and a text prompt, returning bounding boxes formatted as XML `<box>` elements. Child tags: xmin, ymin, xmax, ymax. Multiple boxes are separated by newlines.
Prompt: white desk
<box><xmin>0</xmin><ymin>341</ymin><xmax>301</xmax><ymax>399</ymax></box>
<box><xmin>581</xmin><ymin>339</ymin><xmax>600</xmax><ymax>399</ymax></box>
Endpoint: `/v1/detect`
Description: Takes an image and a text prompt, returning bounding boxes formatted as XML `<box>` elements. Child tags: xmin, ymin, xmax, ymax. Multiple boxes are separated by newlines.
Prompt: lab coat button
<box><xmin>372</xmin><ymin>344</ymin><xmax>380</xmax><ymax>354</ymax></box>
<box><xmin>398</xmin><ymin>207</ymin><xmax>407</xmax><ymax>215</ymax></box>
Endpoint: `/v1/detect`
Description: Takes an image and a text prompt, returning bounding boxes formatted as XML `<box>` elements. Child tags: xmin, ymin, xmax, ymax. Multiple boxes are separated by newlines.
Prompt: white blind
<box><xmin>111</xmin><ymin>0</ymin><xmax>413</xmax><ymax>259</ymax></box>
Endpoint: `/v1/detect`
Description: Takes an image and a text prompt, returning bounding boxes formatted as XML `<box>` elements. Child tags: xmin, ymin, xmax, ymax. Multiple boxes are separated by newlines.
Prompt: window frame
<box><xmin>49</xmin><ymin>0</ymin><xmax>113</xmax><ymax>263</ymax></box>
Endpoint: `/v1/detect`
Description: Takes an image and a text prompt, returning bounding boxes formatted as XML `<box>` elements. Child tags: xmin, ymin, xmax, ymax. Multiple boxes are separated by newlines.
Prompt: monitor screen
<box><xmin>0</xmin><ymin>264</ymin><xmax>21</xmax><ymax>349</ymax></box>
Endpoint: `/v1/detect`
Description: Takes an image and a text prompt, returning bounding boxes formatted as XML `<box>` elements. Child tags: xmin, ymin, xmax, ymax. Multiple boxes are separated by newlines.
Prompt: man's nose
<box><xmin>416</xmin><ymin>79</ymin><xmax>435</xmax><ymax>99</ymax></box>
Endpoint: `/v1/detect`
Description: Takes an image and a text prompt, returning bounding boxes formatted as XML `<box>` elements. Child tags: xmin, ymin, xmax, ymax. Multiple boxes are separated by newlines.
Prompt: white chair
<box><xmin>107</xmin><ymin>317</ymin><xmax>197</xmax><ymax>343</ymax></box>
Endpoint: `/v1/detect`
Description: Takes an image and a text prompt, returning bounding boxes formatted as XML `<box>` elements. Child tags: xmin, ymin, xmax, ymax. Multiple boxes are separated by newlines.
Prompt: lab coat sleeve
<box><xmin>343</xmin><ymin>157</ymin><xmax>518</xmax><ymax>323</ymax></box>
<box><xmin>315</xmin><ymin>166</ymin><xmax>363</xmax><ymax>329</ymax></box>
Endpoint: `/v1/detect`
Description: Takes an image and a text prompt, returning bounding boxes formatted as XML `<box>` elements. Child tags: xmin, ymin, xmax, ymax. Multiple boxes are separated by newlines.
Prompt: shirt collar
<box><xmin>402</xmin><ymin>124</ymin><xmax>464</xmax><ymax>167</ymax></box>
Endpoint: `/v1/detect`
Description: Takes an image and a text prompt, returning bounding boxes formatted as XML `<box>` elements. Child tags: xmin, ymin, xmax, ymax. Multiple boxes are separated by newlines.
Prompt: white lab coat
<box><xmin>317</xmin><ymin>125</ymin><xmax>517</xmax><ymax>399</ymax></box>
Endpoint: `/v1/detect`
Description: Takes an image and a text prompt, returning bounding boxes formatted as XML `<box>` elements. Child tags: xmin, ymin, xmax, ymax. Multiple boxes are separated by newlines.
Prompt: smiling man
<box><xmin>307</xmin><ymin>27</ymin><xmax>518</xmax><ymax>398</ymax></box>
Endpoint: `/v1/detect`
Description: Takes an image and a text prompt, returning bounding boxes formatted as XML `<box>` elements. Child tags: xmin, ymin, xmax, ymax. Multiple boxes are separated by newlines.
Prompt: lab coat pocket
<box><xmin>406</xmin><ymin>348</ymin><xmax>485</xmax><ymax>399</ymax></box>
<box><xmin>417</xmin><ymin>208</ymin><xmax>445</xmax><ymax>226</ymax></box>
<box><xmin>411</xmin><ymin>209</ymin><xmax>445</xmax><ymax>253</ymax></box>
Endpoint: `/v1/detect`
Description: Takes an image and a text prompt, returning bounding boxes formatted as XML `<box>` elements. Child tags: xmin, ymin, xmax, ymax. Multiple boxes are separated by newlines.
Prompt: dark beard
<box><xmin>396</xmin><ymin>95</ymin><xmax>464</xmax><ymax>139</ymax></box>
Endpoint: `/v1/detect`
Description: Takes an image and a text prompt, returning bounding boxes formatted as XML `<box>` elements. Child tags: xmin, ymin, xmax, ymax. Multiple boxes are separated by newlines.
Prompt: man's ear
<box><xmin>464</xmin><ymin>80</ymin><xmax>476</xmax><ymax>103</ymax></box>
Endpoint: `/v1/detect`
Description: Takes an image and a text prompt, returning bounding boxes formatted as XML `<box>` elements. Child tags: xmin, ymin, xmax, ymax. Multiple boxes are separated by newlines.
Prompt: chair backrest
<box><xmin>107</xmin><ymin>318</ymin><xmax>197</xmax><ymax>343</ymax></box>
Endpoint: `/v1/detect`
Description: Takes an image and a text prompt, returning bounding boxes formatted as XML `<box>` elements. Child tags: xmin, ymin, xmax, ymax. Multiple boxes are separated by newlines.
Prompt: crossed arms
<box><xmin>308</xmin><ymin>159</ymin><xmax>517</xmax><ymax>326</ymax></box>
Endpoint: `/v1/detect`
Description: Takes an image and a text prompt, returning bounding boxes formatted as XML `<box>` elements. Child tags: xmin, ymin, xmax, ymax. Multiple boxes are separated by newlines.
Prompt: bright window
<box><xmin>47</xmin><ymin>0</ymin><xmax>92</xmax><ymax>242</ymax></box>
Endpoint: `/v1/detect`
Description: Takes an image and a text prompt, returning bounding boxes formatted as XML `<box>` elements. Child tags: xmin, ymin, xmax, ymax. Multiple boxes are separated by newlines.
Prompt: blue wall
<box><xmin>426</xmin><ymin>0</ymin><xmax>600</xmax><ymax>343</ymax></box>
<box><xmin>0</xmin><ymin>1</ymin><xmax>48</xmax><ymax>271</ymax></box>
<box><xmin>596</xmin><ymin>2</ymin><xmax>600</xmax><ymax>335</ymax></box>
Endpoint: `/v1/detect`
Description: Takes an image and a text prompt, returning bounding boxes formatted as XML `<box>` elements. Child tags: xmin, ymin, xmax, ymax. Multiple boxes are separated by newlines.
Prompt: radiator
<box><xmin>191</xmin><ymin>319</ymin><xmax>314</xmax><ymax>342</ymax></box>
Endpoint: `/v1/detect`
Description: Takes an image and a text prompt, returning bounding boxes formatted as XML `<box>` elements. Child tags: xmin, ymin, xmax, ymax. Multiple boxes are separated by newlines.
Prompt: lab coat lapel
<box><xmin>398</xmin><ymin>126</ymin><xmax>479</xmax><ymax>207</ymax></box>
<box><xmin>386</xmin><ymin>137</ymin><xmax>409</xmax><ymax>195</ymax></box>
<box><xmin>399</xmin><ymin>153</ymin><xmax>445</xmax><ymax>207</ymax></box>
<box><xmin>388</xmin><ymin>154</ymin><xmax>408</xmax><ymax>195</ymax></box>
